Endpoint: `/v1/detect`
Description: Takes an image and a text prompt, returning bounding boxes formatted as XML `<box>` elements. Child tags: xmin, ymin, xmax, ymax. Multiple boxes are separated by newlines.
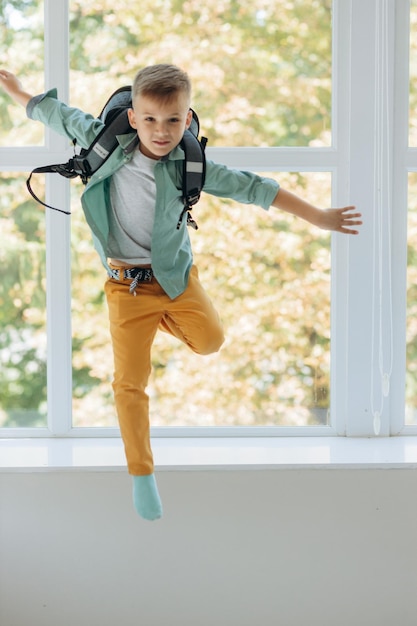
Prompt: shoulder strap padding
<box><xmin>72</xmin><ymin>109</ymin><xmax>133</xmax><ymax>179</ymax></box>
<box><xmin>180</xmin><ymin>123</ymin><xmax>206</xmax><ymax>207</ymax></box>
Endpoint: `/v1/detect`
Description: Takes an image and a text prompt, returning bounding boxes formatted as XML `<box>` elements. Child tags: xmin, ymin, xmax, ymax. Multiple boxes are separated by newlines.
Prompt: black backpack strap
<box><xmin>182</xmin><ymin>129</ymin><xmax>207</xmax><ymax>207</ymax></box>
<box><xmin>71</xmin><ymin>108</ymin><xmax>134</xmax><ymax>182</ymax></box>
<box><xmin>26</xmin><ymin>164</ymin><xmax>78</xmax><ymax>215</ymax></box>
<box><xmin>176</xmin><ymin>123</ymin><xmax>207</xmax><ymax>230</ymax></box>
<box><xmin>26</xmin><ymin>107</ymin><xmax>135</xmax><ymax>213</ymax></box>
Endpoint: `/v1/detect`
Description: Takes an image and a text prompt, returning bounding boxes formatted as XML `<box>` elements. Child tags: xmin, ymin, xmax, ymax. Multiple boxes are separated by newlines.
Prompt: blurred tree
<box><xmin>0</xmin><ymin>173</ymin><xmax>46</xmax><ymax>426</ymax></box>
<box><xmin>67</xmin><ymin>0</ymin><xmax>332</xmax><ymax>148</ymax></box>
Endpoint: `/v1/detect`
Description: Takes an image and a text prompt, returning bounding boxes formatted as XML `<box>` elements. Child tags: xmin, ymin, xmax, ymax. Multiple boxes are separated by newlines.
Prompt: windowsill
<box><xmin>1</xmin><ymin>435</ymin><xmax>417</xmax><ymax>472</ymax></box>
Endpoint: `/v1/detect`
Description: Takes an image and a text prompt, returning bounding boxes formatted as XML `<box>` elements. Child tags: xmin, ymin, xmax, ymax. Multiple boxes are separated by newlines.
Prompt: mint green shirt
<box><xmin>27</xmin><ymin>89</ymin><xmax>280</xmax><ymax>299</ymax></box>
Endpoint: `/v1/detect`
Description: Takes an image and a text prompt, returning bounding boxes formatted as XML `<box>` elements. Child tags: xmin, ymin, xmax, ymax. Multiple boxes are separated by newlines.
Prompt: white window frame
<box><xmin>0</xmin><ymin>0</ymin><xmax>415</xmax><ymax>440</ymax></box>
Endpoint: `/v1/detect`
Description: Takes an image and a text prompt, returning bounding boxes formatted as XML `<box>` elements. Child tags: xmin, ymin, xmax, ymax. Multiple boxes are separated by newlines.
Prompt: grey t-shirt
<box><xmin>107</xmin><ymin>149</ymin><xmax>156</xmax><ymax>264</ymax></box>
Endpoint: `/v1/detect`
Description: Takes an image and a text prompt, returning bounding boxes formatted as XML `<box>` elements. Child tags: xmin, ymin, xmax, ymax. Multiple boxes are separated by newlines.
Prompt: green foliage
<box><xmin>0</xmin><ymin>1</ymin><xmax>45</xmax><ymax>146</ymax></box>
<box><xmin>68</xmin><ymin>0</ymin><xmax>332</xmax><ymax>148</ymax></box>
<box><xmin>0</xmin><ymin>173</ymin><xmax>47</xmax><ymax>426</ymax></box>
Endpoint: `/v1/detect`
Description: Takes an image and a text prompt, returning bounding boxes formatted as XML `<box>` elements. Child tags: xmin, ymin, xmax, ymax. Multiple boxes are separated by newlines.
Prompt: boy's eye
<box><xmin>143</xmin><ymin>117</ymin><xmax>180</xmax><ymax>123</ymax></box>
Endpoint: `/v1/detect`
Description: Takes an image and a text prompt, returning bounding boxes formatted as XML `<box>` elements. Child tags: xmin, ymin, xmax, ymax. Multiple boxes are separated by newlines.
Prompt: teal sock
<box><xmin>132</xmin><ymin>474</ymin><xmax>163</xmax><ymax>521</ymax></box>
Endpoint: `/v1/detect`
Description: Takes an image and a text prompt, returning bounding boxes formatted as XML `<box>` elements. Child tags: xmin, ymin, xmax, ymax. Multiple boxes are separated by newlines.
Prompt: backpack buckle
<box><xmin>184</xmin><ymin>188</ymin><xmax>201</xmax><ymax>207</ymax></box>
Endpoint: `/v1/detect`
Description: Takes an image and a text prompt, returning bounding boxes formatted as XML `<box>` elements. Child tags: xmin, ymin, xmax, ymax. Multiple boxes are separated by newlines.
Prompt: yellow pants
<box><xmin>104</xmin><ymin>265</ymin><xmax>225</xmax><ymax>475</ymax></box>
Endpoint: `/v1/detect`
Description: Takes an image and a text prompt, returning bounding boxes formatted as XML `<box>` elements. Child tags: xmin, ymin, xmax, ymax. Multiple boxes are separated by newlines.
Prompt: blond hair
<box><xmin>132</xmin><ymin>64</ymin><xmax>191</xmax><ymax>104</ymax></box>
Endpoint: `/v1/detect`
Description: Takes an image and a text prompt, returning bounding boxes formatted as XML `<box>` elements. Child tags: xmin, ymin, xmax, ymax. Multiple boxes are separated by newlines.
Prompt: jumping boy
<box><xmin>0</xmin><ymin>65</ymin><xmax>362</xmax><ymax>521</ymax></box>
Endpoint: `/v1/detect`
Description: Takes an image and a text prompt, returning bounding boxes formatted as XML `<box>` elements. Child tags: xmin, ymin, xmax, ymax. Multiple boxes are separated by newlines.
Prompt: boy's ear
<box><xmin>128</xmin><ymin>107</ymin><xmax>137</xmax><ymax>129</ymax></box>
<box><xmin>185</xmin><ymin>109</ymin><xmax>193</xmax><ymax>129</ymax></box>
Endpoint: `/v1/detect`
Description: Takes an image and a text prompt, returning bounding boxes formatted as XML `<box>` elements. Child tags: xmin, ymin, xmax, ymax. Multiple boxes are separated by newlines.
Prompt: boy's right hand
<box><xmin>0</xmin><ymin>70</ymin><xmax>33</xmax><ymax>107</ymax></box>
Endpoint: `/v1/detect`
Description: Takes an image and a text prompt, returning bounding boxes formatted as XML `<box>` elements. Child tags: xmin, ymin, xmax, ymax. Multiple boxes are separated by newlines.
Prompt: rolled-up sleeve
<box><xmin>202</xmin><ymin>159</ymin><xmax>279</xmax><ymax>210</ymax></box>
<box><xmin>26</xmin><ymin>88</ymin><xmax>58</xmax><ymax>119</ymax></box>
<box><xmin>26</xmin><ymin>89</ymin><xmax>104</xmax><ymax>149</ymax></box>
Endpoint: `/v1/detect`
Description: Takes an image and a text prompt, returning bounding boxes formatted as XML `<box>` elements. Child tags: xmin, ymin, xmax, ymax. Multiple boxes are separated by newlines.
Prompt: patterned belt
<box><xmin>111</xmin><ymin>267</ymin><xmax>153</xmax><ymax>294</ymax></box>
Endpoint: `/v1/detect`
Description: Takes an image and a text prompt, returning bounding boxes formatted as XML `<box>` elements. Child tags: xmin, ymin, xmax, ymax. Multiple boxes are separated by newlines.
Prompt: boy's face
<box><xmin>128</xmin><ymin>92</ymin><xmax>192</xmax><ymax>160</ymax></box>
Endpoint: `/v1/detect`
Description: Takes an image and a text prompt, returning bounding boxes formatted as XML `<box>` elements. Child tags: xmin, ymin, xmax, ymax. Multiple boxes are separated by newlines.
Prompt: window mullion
<box><xmin>44</xmin><ymin>0</ymin><xmax>72</xmax><ymax>435</ymax></box>
<box><xmin>329</xmin><ymin>0</ymin><xmax>352</xmax><ymax>435</ymax></box>
<box><xmin>45</xmin><ymin>178</ymin><xmax>72</xmax><ymax>435</ymax></box>
<box><xmin>342</xmin><ymin>0</ymin><xmax>397</xmax><ymax>436</ymax></box>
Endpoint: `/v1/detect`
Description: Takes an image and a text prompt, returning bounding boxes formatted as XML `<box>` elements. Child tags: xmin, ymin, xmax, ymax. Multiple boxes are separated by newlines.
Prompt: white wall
<box><xmin>1</xmin><ymin>468</ymin><xmax>417</xmax><ymax>626</ymax></box>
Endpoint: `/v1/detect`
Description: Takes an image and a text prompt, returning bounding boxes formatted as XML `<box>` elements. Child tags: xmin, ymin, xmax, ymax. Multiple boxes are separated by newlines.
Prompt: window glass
<box><xmin>0</xmin><ymin>0</ymin><xmax>45</xmax><ymax>147</ymax></box>
<box><xmin>407</xmin><ymin>3</ymin><xmax>417</xmax><ymax>423</ymax></box>
<box><xmin>406</xmin><ymin>173</ymin><xmax>417</xmax><ymax>425</ymax></box>
<box><xmin>71</xmin><ymin>172</ymin><xmax>331</xmax><ymax>428</ymax></box>
<box><xmin>69</xmin><ymin>0</ymin><xmax>332</xmax><ymax>148</ymax></box>
<box><xmin>0</xmin><ymin>173</ymin><xmax>47</xmax><ymax>428</ymax></box>
<box><xmin>410</xmin><ymin>0</ymin><xmax>417</xmax><ymax>147</ymax></box>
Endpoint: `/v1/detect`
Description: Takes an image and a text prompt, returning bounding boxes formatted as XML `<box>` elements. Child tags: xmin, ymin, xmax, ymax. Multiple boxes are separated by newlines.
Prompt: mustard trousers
<box><xmin>104</xmin><ymin>265</ymin><xmax>225</xmax><ymax>475</ymax></box>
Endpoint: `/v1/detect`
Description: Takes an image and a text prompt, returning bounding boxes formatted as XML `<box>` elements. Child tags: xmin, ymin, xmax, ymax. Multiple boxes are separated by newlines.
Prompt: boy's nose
<box><xmin>155</xmin><ymin>122</ymin><xmax>168</xmax><ymax>135</ymax></box>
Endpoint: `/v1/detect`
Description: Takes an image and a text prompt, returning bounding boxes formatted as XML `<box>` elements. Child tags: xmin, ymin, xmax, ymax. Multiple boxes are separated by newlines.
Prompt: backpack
<box><xmin>26</xmin><ymin>86</ymin><xmax>207</xmax><ymax>228</ymax></box>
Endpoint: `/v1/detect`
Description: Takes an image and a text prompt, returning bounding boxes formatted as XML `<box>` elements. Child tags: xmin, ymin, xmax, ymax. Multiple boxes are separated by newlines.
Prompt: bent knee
<box><xmin>196</xmin><ymin>327</ymin><xmax>225</xmax><ymax>355</ymax></box>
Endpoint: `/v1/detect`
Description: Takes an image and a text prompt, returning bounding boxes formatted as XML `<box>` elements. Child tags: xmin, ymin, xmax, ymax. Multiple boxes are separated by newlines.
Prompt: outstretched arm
<box><xmin>272</xmin><ymin>188</ymin><xmax>362</xmax><ymax>235</ymax></box>
<box><xmin>0</xmin><ymin>70</ymin><xmax>33</xmax><ymax>107</ymax></box>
